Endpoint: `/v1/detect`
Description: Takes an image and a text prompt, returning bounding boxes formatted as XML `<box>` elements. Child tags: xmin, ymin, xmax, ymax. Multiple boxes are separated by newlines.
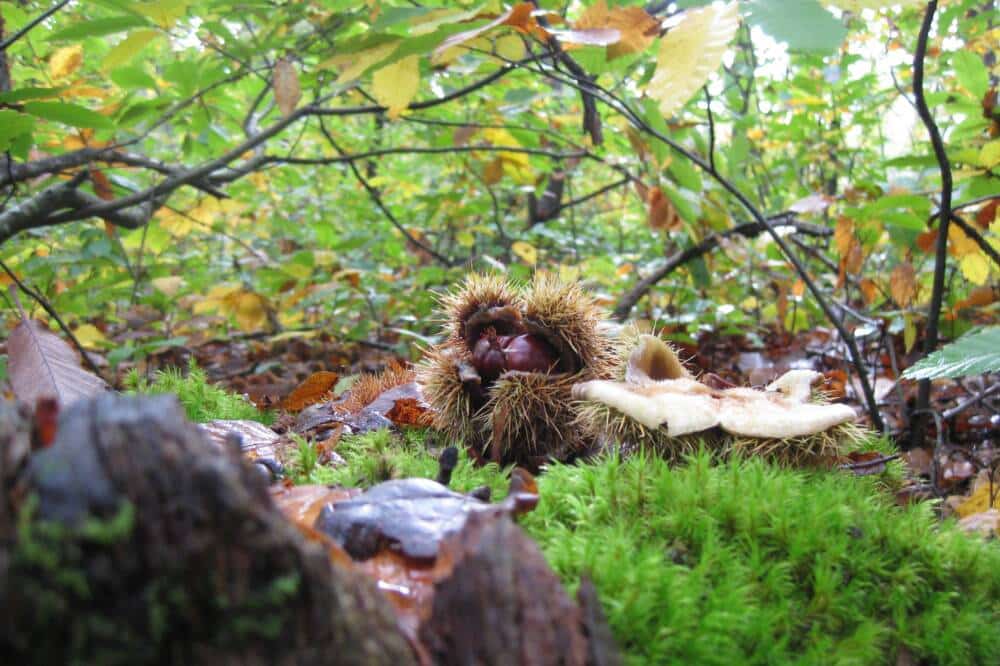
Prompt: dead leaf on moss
<box><xmin>280</xmin><ymin>370</ymin><xmax>339</xmax><ymax>412</ymax></box>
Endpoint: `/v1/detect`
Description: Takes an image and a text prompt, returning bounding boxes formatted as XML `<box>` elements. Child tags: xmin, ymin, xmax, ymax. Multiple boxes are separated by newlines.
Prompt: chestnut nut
<box><xmin>471</xmin><ymin>330</ymin><xmax>558</xmax><ymax>381</ymax></box>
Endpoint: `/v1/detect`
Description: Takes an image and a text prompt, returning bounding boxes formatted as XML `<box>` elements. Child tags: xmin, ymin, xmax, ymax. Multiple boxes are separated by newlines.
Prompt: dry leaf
<box><xmin>647</xmin><ymin>186</ymin><xmax>679</xmax><ymax>231</ymax></box>
<box><xmin>433</xmin><ymin>3</ymin><xmax>540</xmax><ymax>58</ymax></box>
<box><xmin>575</xmin><ymin>0</ymin><xmax>659</xmax><ymax>60</ymax></box>
<box><xmin>273</xmin><ymin>57</ymin><xmax>302</xmax><ymax>117</ymax></box>
<box><xmin>8</xmin><ymin>318</ymin><xmax>109</xmax><ymax>408</ymax></box>
<box><xmin>281</xmin><ymin>371</ymin><xmax>339</xmax><ymax>412</ymax></box>
<box><xmin>889</xmin><ymin>261</ymin><xmax>917</xmax><ymax>307</ymax></box>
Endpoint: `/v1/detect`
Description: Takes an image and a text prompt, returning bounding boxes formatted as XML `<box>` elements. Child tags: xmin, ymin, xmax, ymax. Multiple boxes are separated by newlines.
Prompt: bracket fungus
<box><xmin>574</xmin><ymin>334</ymin><xmax>862</xmax><ymax>465</ymax></box>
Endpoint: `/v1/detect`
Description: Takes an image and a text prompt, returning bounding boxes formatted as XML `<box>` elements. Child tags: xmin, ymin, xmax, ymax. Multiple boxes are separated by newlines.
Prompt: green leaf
<box><xmin>744</xmin><ymin>0</ymin><xmax>847</xmax><ymax>53</ymax></box>
<box><xmin>0</xmin><ymin>110</ymin><xmax>35</xmax><ymax>151</ymax></box>
<box><xmin>668</xmin><ymin>155</ymin><xmax>703</xmax><ymax>192</ymax></box>
<box><xmin>0</xmin><ymin>87</ymin><xmax>66</xmax><ymax>104</ymax></box>
<box><xmin>110</xmin><ymin>65</ymin><xmax>158</xmax><ymax>90</ymax></box>
<box><xmin>902</xmin><ymin>327</ymin><xmax>1000</xmax><ymax>380</ymax></box>
<box><xmin>952</xmin><ymin>51</ymin><xmax>989</xmax><ymax>100</ymax></box>
<box><xmin>47</xmin><ymin>16</ymin><xmax>149</xmax><ymax>41</ymax></box>
<box><xmin>23</xmin><ymin>101</ymin><xmax>114</xmax><ymax>129</ymax></box>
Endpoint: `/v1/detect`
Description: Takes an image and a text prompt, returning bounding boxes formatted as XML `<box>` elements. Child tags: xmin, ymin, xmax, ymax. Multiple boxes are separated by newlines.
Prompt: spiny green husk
<box><xmin>419</xmin><ymin>273</ymin><xmax>615</xmax><ymax>469</ymax></box>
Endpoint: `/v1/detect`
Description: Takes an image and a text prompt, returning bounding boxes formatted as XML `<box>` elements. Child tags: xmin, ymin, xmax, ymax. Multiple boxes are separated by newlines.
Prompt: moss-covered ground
<box><xmin>136</xmin><ymin>369</ymin><xmax>1000</xmax><ymax>665</ymax></box>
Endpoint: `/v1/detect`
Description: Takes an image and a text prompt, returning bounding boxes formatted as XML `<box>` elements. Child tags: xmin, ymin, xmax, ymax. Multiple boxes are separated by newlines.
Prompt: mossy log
<box><xmin>0</xmin><ymin>394</ymin><xmax>415</xmax><ymax>665</ymax></box>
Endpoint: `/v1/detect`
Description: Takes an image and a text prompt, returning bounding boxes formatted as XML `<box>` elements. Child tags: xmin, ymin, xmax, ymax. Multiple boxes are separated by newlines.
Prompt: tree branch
<box><xmin>911</xmin><ymin>1</ymin><xmax>953</xmax><ymax>449</ymax></box>
<box><xmin>0</xmin><ymin>0</ymin><xmax>71</xmax><ymax>51</ymax></box>
<box><xmin>612</xmin><ymin>215</ymin><xmax>832</xmax><ymax>321</ymax></box>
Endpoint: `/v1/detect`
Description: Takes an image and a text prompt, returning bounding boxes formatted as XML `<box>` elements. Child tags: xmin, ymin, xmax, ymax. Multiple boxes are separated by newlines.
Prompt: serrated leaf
<box><xmin>273</xmin><ymin>58</ymin><xmax>302</xmax><ymax>117</ymax></box>
<box><xmin>133</xmin><ymin>0</ymin><xmax>190</xmax><ymax>29</ymax></box>
<box><xmin>372</xmin><ymin>55</ymin><xmax>420</xmax><ymax>119</ymax></box>
<box><xmin>952</xmin><ymin>50</ymin><xmax>989</xmax><ymax>100</ymax></box>
<box><xmin>49</xmin><ymin>45</ymin><xmax>83</xmax><ymax>80</ymax></box>
<box><xmin>23</xmin><ymin>101</ymin><xmax>114</xmax><ymax>129</ymax></box>
<box><xmin>902</xmin><ymin>327</ymin><xmax>1000</xmax><ymax>380</ymax></box>
<box><xmin>8</xmin><ymin>319</ymin><xmax>110</xmax><ymax>407</ymax></box>
<box><xmin>102</xmin><ymin>29</ymin><xmax>161</xmax><ymax>69</ymax></box>
<box><xmin>323</xmin><ymin>40</ymin><xmax>401</xmax><ymax>84</ymax></box>
<box><xmin>647</xmin><ymin>2</ymin><xmax>739</xmax><ymax>118</ymax></box>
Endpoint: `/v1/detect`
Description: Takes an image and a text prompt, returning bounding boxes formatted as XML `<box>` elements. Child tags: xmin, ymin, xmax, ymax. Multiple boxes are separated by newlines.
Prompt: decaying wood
<box><xmin>0</xmin><ymin>394</ymin><xmax>415</xmax><ymax>665</ymax></box>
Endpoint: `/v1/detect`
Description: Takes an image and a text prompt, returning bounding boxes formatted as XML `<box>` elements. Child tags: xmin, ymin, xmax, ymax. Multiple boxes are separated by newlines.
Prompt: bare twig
<box><xmin>613</xmin><ymin>215</ymin><xmax>832</xmax><ymax>321</ymax></box>
<box><xmin>0</xmin><ymin>0</ymin><xmax>71</xmax><ymax>51</ymax></box>
<box><xmin>911</xmin><ymin>0</ymin><xmax>953</xmax><ymax>449</ymax></box>
<box><xmin>942</xmin><ymin>383</ymin><xmax>1000</xmax><ymax>421</ymax></box>
<box><xmin>318</xmin><ymin>119</ymin><xmax>455</xmax><ymax>266</ymax></box>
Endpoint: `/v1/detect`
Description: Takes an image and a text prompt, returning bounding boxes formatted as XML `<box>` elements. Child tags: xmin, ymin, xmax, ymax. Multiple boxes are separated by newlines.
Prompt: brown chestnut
<box><xmin>471</xmin><ymin>330</ymin><xmax>558</xmax><ymax>381</ymax></box>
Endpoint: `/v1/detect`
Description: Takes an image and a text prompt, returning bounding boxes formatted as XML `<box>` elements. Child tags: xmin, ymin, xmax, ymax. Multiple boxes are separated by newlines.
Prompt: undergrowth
<box><xmin>121</xmin><ymin>372</ymin><xmax>999</xmax><ymax>664</ymax></box>
<box><xmin>321</xmin><ymin>432</ymin><xmax>1000</xmax><ymax>665</ymax></box>
<box><xmin>124</xmin><ymin>359</ymin><xmax>271</xmax><ymax>424</ymax></box>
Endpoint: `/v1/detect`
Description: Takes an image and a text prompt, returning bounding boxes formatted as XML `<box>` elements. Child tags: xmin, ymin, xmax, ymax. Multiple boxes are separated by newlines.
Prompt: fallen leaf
<box><xmin>281</xmin><ymin>371</ymin><xmax>339</xmax><ymax>412</ymax></box>
<box><xmin>8</xmin><ymin>318</ymin><xmax>110</xmax><ymax>408</ymax></box>
<box><xmin>385</xmin><ymin>397</ymin><xmax>433</xmax><ymax>427</ymax></box>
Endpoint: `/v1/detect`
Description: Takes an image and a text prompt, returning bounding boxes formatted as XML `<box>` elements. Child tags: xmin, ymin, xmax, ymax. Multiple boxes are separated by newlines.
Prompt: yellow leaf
<box><xmin>151</xmin><ymin>276</ymin><xmax>185</xmax><ymax>296</ymax></box>
<box><xmin>226</xmin><ymin>291</ymin><xmax>270</xmax><ymax>332</ymax></box>
<box><xmin>511</xmin><ymin>240</ymin><xmax>537</xmax><ymax>265</ymax></box>
<box><xmin>72</xmin><ymin>324</ymin><xmax>107</xmax><ymax>349</ymax></box>
<box><xmin>494</xmin><ymin>34</ymin><xmax>525</xmax><ymax>61</ymax></box>
<box><xmin>49</xmin><ymin>45</ymin><xmax>83</xmax><ymax>80</ymax></box>
<box><xmin>103</xmin><ymin>30</ymin><xmax>161</xmax><ymax>70</ymax></box>
<box><xmin>956</xmin><ymin>477</ymin><xmax>1000</xmax><ymax>518</ymax></box>
<box><xmin>372</xmin><ymin>55</ymin><xmax>420</xmax><ymax>119</ymax></box>
<box><xmin>979</xmin><ymin>139</ymin><xmax>1000</xmax><ymax>169</ymax></box>
<box><xmin>322</xmin><ymin>40</ymin><xmax>400</xmax><ymax>83</ymax></box>
<box><xmin>889</xmin><ymin>261</ymin><xmax>916</xmax><ymax>308</ymax></box>
<box><xmin>948</xmin><ymin>225</ymin><xmax>979</xmax><ymax>257</ymax></box>
<box><xmin>834</xmin><ymin>217</ymin><xmax>855</xmax><ymax>257</ymax></box>
<box><xmin>903</xmin><ymin>313</ymin><xmax>916</xmax><ymax>353</ymax></box>
<box><xmin>647</xmin><ymin>2</ymin><xmax>739</xmax><ymax>118</ymax></box>
<box><xmin>959</xmin><ymin>252</ymin><xmax>990</xmax><ymax>285</ymax></box>
<box><xmin>273</xmin><ymin>58</ymin><xmax>302</xmax><ymax>117</ymax></box>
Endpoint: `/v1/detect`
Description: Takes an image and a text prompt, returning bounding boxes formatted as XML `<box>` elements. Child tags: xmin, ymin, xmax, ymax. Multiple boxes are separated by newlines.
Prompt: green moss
<box><xmin>521</xmin><ymin>448</ymin><xmax>1000</xmax><ymax>666</ymax></box>
<box><xmin>307</xmin><ymin>430</ymin><xmax>999</xmax><ymax>665</ymax></box>
<box><xmin>290</xmin><ymin>427</ymin><xmax>510</xmax><ymax>500</ymax></box>
<box><xmin>124</xmin><ymin>359</ymin><xmax>271</xmax><ymax>424</ymax></box>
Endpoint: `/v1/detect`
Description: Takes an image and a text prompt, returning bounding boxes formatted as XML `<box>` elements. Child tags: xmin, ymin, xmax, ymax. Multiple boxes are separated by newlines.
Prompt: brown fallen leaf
<box><xmin>280</xmin><ymin>370</ymin><xmax>339</xmax><ymax>412</ymax></box>
<box><xmin>8</xmin><ymin>318</ymin><xmax>110</xmax><ymax>408</ymax></box>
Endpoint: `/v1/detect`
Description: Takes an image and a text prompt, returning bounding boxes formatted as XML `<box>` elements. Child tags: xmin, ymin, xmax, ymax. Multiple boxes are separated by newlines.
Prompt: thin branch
<box><xmin>942</xmin><ymin>383</ymin><xmax>1000</xmax><ymax>421</ymax></box>
<box><xmin>911</xmin><ymin>1</ymin><xmax>953</xmax><ymax>449</ymax></box>
<box><xmin>948</xmin><ymin>212</ymin><xmax>1000</xmax><ymax>267</ymax></box>
<box><xmin>613</xmin><ymin>215</ymin><xmax>832</xmax><ymax>321</ymax></box>
<box><xmin>0</xmin><ymin>0</ymin><xmax>71</xmax><ymax>51</ymax></box>
<box><xmin>553</xmin><ymin>177</ymin><xmax>630</xmax><ymax>217</ymax></box>
<box><xmin>318</xmin><ymin>119</ymin><xmax>455</xmax><ymax>266</ymax></box>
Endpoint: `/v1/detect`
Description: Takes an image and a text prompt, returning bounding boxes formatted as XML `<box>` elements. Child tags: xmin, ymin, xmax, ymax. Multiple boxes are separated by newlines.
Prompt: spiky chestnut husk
<box><xmin>573</xmin><ymin>400</ymin><xmax>717</xmax><ymax>463</ymax></box>
<box><xmin>418</xmin><ymin>274</ymin><xmax>615</xmax><ymax>470</ymax></box>
<box><xmin>725</xmin><ymin>421</ymin><xmax>870</xmax><ymax>467</ymax></box>
<box><xmin>439</xmin><ymin>273</ymin><xmax>524</xmax><ymax>349</ymax></box>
